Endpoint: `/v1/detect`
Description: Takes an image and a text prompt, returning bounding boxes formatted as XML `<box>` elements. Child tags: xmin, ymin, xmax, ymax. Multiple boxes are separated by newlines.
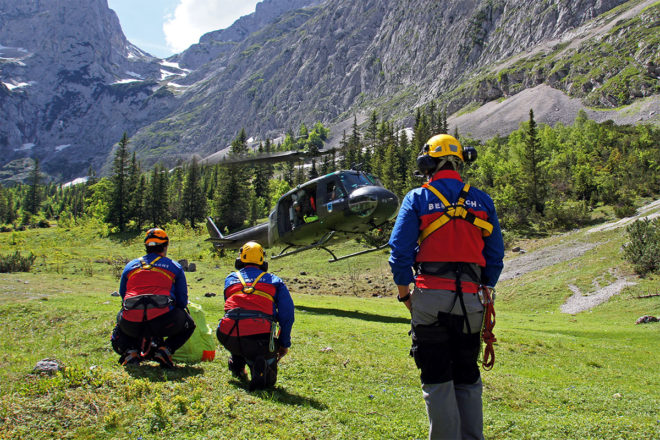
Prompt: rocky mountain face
<box><xmin>0</xmin><ymin>0</ymin><xmax>182</xmax><ymax>180</ymax></box>
<box><xmin>1</xmin><ymin>0</ymin><xmax>658</xmax><ymax>183</ymax></box>
<box><xmin>171</xmin><ymin>0</ymin><xmax>324</xmax><ymax>70</ymax></box>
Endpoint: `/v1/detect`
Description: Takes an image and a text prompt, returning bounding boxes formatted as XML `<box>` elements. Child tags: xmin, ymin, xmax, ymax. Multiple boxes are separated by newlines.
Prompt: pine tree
<box><xmin>339</xmin><ymin>130</ymin><xmax>351</xmax><ymax>169</ymax></box>
<box><xmin>214</xmin><ymin>131</ymin><xmax>252</xmax><ymax>231</ymax></box>
<box><xmin>294</xmin><ymin>161</ymin><xmax>305</xmax><ymax>185</ymax></box>
<box><xmin>252</xmin><ymin>141</ymin><xmax>274</xmax><ymax>216</ymax></box>
<box><xmin>133</xmin><ymin>175</ymin><xmax>147</xmax><ymax>229</ymax></box>
<box><xmin>181</xmin><ymin>157</ymin><xmax>207</xmax><ymax>228</ymax></box>
<box><xmin>5</xmin><ymin>191</ymin><xmax>17</xmax><ymax>224</ymax></box>
<box><xmin>127</xmin><ymin>152</ymin><xmax>143</xmax><ymax>227</ymax></box>
<box><xmin>522</xmin><ymin>109</ymin><xmax>547</xmax><ymax>214</ymax></box>
<box><xmin>106</xmin><ymin>133</ymin><xmax>131</xmax><ymax>231</ymax></box>
<box><xmin>0</xmin><ymin>185</ymin><xmax>7</xmax><ymax>223</ymax></box>
<box><xmin>308</xmin><ymin>159</ymin><xmax>319</xmax><ymax>180</ymax></box>
<box><xmin>24</xmin><ymin>158</ymin><xmax>43</xmax><ymax>215</ymax></box>
<box><xmin>146</xmin><ymin>164</ymin><xmax>169</xmax><ymax>227</ymax></box>
<box><xmin>349</xmin><ymin>115</ymin><xmax>363</xmax><ymax>168</ymax></box>
<box><xmin>87</xmin><ymin>166</ymin><xmax>98</xmax><ymax>186</ymax></box>
<box><xmin>428</xmin><ymin>101</ymin><xmax>437</xmax><ymax>134</ymax></box>
<box><xmin>283</xmin><ymin>161</ymin><xmax>295</xmax><ymax>185</ymax></box>
<box><xmin>169</xmin><ymin>164</ymin><xmax>185</xmax><ymax>222</ymax></box>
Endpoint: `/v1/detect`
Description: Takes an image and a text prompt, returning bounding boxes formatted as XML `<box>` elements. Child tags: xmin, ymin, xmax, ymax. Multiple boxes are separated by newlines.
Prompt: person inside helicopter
<box><xmin>292</xmin><ymin>200</ymin><xmax>304</xmax><ymax>228</ymax></box>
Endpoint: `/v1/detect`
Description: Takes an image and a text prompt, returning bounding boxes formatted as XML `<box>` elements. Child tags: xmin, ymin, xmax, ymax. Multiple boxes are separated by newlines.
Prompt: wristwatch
<box><xmin>397</xmin><ymin>292</ymin><xmax>411</xmax><ymax>302</ymax></box>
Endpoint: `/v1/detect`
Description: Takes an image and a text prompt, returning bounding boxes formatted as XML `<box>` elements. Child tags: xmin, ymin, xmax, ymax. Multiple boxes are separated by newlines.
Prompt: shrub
<box><xmin>623</xmin><ymin>218</ymin><xmax>660</xmax><ymax>276</ymax></box>
<box><xmin>36</xmin><ymin>218</ymin><xmax>50</xmax><ymax>228</ymax></box>
<box><xmin>614</xmin><ymin>201</ymin><xmax>636</xmax><ymax>219</ymax></box>
<box><xmin>0</xmin><ymin>251</ymin><xmax>37</xmax><ymax>273</ymax></box>
<box><xmin>613</xmin><ymin>190</ymin><xmax>637</xmax><ymax>219</ymax></box>
<box><xmin>544</xmin><ymin>199</ymin><xmax>591</xmax><ymax>230</ymax></box>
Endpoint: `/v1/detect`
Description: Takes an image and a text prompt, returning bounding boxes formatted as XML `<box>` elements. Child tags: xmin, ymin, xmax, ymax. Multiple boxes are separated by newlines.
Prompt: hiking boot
<box><xmin>119</xmin><ymin>349</ymin><xmax>141</xmax><ymax>366</ymax></box>
<box><xmin>153</xmin><ymin>346</ymin><xmax>174</xmax><ymax>369</ymax></box>
<box><xmin>248</xmin><ymin>357</ymin><xmax>269</xmax><ymax>391</ymax></box>
<box><xmin>228</xmin><ymin>358</ymin><xmax>248</xmax><ymax>381</ymax></box>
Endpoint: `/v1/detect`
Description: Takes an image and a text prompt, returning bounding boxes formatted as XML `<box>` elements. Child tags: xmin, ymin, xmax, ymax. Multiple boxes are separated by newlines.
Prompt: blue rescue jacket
<box><xmin>389</xmin><ymin>170</ymin><xmax>504</xmax><ymax>287</ymax></box>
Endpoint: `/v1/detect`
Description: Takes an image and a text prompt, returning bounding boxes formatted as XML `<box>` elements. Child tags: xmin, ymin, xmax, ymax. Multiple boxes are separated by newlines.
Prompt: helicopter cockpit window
<box><xmin>365</xmin><ymin>174</ymin><xmax>383</xmax><ymax>186</ymax></box>
<box><xmin>340</xmin><ymin>172</ymin><xmax>379</xmax><ymax>191</ymax></box>
<box><xmin>326</xmin><ymin>181</ymin><xmax>345</xmax><ymax>201</ymax></box>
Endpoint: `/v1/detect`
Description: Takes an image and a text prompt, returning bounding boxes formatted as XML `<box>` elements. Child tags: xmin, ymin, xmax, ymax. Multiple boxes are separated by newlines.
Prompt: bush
<box><xmin>544</xmin><ymin>199</ymin><xmax>591</xmax><ymax>230</ymax></box>
<box><xmin>36</xmin><ymin>218</ymin><xmax>50</xmax><ymax>228</ymax></box>
<box><xmin>613</xmin><ymin>190</ymin><xmax>637</xmax><ymax>219</ymax></box>
<box><xmin>0</xmin><ymin>251</ymin><xmax>37</xmax><ymax>273</ymax></box>
<box><xmin>623</xmin><ymin>218</ymin><xmax>660</xmax><ymax>276</ymax></box>
<box><xmin>614</xmin><ymin>201</ymin><xmax>637</xmax><ymax>219</ymax></box>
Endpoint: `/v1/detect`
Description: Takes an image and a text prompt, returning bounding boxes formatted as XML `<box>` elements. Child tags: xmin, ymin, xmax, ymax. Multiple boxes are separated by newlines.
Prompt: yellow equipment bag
<box><xmin>172</xmin><ymin>302</ymin><xmax>216</xmax><ymax>363</ymax></box>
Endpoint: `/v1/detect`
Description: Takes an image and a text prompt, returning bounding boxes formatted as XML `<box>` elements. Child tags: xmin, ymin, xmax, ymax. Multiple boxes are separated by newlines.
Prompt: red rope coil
<box><xmin>481</xmin><ymin>287</ymin><xmax>497</xmax><ymax>370</ymax></box>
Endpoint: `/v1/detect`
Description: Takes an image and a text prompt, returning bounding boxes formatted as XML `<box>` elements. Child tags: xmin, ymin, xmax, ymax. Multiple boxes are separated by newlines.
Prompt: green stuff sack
<box><xmin>173</xmin><ymin>302</ymin><xmax>217</xmax><ymax>363</ymax></box>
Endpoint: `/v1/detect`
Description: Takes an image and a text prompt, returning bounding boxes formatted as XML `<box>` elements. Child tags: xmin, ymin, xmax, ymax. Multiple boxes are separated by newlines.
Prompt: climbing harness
<box><xmin>122</xmin><ymin>256</ymin><xmax>174</xmax><ymax>321</ymax></box>
<box><xmin>478</xmin><ymin>285</ymin><xmax>497</xmax><ymax>370</ymax></box>
<box><xmin>220</xmin><ymin>271</ymin><xmax>279</xmax><ymax>355</ymax></box>
<box><xmin>126</xmin><ymin>256</ymin><xmax>174</xmax><ymax>282</ymax></box>
<box><xmin>419</xmin><ymin>183</ymin><xmax>493</xmax><ymax>243</ymax></box>
<box><xmin>229</xmin><ymin>271</ymin><xmax>273</xmax><ymax>301</ymax></box>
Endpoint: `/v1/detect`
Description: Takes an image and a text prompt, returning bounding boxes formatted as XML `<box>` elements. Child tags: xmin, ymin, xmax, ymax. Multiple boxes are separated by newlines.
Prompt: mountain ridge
<box><xmin>0</xmin><ymin>0</ymin><xmax>658</xmax><ymax>183</ymax></box>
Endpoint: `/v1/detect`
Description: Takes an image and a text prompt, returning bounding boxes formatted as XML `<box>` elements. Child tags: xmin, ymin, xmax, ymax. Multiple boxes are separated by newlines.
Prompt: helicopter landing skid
<box><xmin>272</xmin><ymin>235</ymin><xmax>390</xmax><ymax>263</ymax></box>
<box><xmin>327</xmin><ymin>242</ymin><xmax>390</xmax><ymax>262</ymax></box>
<box><xmin>272</xmin><ymin>232</ymin><xmax>337</xmax><ymax>261</ymax></box>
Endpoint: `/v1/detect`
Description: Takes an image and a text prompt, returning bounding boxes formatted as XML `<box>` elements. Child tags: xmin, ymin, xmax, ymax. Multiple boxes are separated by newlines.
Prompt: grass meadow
<box><xmin>0</xmin><ymin>218</ymin><xmax>658</xmax><ymax>439</ymax></box>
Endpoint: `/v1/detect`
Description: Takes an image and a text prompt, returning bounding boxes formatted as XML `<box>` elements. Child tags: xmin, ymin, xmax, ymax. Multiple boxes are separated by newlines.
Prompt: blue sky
<box><xmin>107</xmin><ymin>0</ymin><xmax>260</xmax><ymax>58</ymax></box>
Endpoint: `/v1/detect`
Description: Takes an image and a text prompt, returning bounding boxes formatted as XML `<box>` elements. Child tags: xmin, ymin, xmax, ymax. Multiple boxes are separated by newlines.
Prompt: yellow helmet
<box><xmin>423</xmin><ymin>134</ymin><xmax>464</xmax><ymax>161</ymax></box>
<box><xmin>417</xmin><ymin>134</ymin><xmax>477</xmax><ymax>175</ymax></box>
<box><xmin>239</xmin><ymin>241</ymin><xmax>265</xmax><ymax>265</ymax></box>
<box><xmin>144</xmin><ymin>228</ymin><xmax>169</xmax><ymax>247</ymax></box>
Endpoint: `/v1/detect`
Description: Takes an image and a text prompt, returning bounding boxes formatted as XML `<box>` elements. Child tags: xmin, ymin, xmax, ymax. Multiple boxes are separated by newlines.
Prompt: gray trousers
<box><xmin>411</xmin><ymin>287</ymin><xmax>485</xmax><ymax>440</ymax></box>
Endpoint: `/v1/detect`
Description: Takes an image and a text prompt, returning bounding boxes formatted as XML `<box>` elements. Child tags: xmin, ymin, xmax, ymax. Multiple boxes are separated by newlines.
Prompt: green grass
<box><xmin>0</xmin><ymin>219</ymin><xmax>658</xmax><ymax>439</ymax></box>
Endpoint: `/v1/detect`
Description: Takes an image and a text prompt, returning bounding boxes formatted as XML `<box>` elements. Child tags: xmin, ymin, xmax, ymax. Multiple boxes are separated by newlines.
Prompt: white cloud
<box><xmin>163</xmin><ymin>0</ymin><xmax>259</xmax><ymax>53</ymax></box>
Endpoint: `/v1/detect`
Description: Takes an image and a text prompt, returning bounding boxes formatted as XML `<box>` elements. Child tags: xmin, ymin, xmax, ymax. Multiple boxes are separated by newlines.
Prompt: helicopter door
<box><xmin>292</xmin><ymin>188</ymin><xmax>318</xmax><ymax>227</ymax></box>
<box><xmin>277</xmin><ymin>198</ymin><xmax>293</xmax><ymax>234</ymax></box>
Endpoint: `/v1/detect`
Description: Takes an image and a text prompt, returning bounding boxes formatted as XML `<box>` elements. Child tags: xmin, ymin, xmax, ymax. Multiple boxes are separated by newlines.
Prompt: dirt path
<box><xmin>587</xmin><ymin>199</ymin><xmax>660</xmax><ymax>233</ymax></box>
<box><xmin>561</xmin><ymin>272</ymin><xmax>637</xmax><ymax>315</ymax></box>
<box><xmin>501</xmin><ymin>198</ymin><xmax>659</xmax><ymax>313</ymax></box>
<box><xmin>499</xmin><ymin>241</ymin><xmax>600</xmax><ymax>282</ymax></box>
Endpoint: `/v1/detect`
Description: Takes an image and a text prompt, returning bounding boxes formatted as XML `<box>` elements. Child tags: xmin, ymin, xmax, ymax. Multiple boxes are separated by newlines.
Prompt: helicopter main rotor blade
<box><xmin>202</xmin><ymin>146</ymin><xmax>339</xmax><ymax>167</ymax></box>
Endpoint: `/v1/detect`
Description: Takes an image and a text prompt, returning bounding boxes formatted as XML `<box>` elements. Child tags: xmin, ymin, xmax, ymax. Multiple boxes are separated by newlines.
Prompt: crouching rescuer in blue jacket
<box><xmin>388</xmin><ymin>134</ymin><xmax>504</xmax><ymax>440</ymax></box>
<box><xmin>111</xmin><ymin>228</ymin><xmax>196</xmax><ymax>368</ymax></box>
<box><xmin>217</xmin><ymin>242</ymin><xmax>295</xmax><ymax>391</ymax></box>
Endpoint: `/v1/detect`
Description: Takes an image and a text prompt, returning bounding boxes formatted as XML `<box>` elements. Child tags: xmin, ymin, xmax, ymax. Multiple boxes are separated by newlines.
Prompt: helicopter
<box><xmin>206</xmin><ymin>169</ymin><xmax>399</xmax><ymax>262</ymax></box>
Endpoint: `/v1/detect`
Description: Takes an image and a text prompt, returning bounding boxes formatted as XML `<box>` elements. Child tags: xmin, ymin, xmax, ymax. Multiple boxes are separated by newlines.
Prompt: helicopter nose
<box><xmin>372</xmin><ymin>187</ymin><xmax>399</xmax><ymax>222</ymax></box>
<box><xmin>349</xmin><ymin>186</ymin><xmax>399</xmax><ymax>222</ymax></box>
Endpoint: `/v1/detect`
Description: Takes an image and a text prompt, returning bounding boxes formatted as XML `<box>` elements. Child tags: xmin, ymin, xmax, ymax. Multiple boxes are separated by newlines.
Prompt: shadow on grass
<box><xmin>124</xmin><ymin>363</ymin><xmax>205</xmax><ymax>381</ymax></box>
<box><xmin>295</xmin><ymin>305</ymin><xmax>409</xmax><ymax>324</ymax></box>
<box><xmin>229</xmin><ymin>378</ymin><xmax>327</xmax><ymax>410</ymax></box>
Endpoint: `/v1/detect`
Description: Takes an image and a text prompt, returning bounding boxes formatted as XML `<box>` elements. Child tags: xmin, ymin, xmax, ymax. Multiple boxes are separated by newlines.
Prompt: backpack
<box><xmin>172</xmin><ymin>302</ymin><xmax>216</xmax><ymax>363</ymax></box>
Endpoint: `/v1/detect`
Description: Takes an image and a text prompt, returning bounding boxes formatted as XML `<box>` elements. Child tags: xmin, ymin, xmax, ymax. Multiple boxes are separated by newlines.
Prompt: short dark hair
<box><xmin>146</xmin><ymin>243</ymin><xmax>167</xmax><ymax>254</ymax></box>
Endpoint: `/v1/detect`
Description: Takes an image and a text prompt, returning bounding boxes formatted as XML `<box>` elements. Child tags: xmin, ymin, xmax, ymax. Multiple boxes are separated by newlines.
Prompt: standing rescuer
<box><xmin>217</xmin><ymin>241</ymin><xmax>294</xmax><ymax>391</ymax></box>
<box><xmin>388</xmin><ymin>134</ymin><xmax>504</xmax><ymax>440</ymax></box>
<box><xmin>111</xmin><ymin>228</ymin><xmax>196</xmax><ymax>368</ymax></box>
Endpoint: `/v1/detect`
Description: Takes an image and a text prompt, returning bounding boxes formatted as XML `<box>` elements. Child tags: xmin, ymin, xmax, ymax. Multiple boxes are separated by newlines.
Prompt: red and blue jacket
<box><xmin>219</xmin><ymin>266</ymin><xmax>295</xmax><ymax>348</ymax></box>
<box><xmin>388</xmin><ymin>170</ymin><xmax>504</xmax><ymax>290</ymax></box>
<box><xmin>119</xmin><ymin>253</ymin><xmax>188</xmax><ymax>322</ymax></box>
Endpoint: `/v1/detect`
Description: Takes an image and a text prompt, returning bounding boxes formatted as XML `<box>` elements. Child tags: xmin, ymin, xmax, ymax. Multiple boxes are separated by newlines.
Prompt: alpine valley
<box><xmin>0</xmin><ymin>0</ymin><xmax>658</xmax><ymax>183</ymax></box>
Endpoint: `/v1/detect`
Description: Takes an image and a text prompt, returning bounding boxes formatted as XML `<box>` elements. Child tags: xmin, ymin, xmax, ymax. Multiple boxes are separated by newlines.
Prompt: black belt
<box><xmin>416</xmin><ymin>262</ymin><xmax>481</xmax><ymax>284</ymax></box>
